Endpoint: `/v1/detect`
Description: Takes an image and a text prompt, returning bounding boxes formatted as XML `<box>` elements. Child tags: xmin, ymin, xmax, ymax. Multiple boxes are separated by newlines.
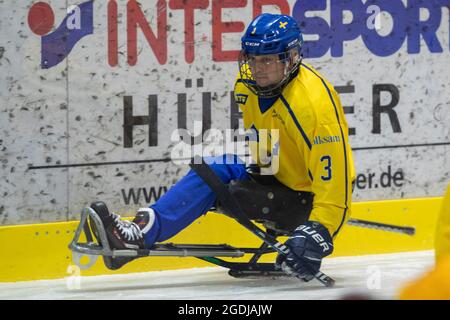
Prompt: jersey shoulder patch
<box><xmin>235</xmin><ymin>93</ymin><xmax>249</xmax><ymax>105</ymax></box>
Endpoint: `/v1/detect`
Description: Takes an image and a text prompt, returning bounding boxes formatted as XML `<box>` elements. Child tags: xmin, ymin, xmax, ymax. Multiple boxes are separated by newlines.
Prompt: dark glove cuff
<box><xmin>289</xmin><ymin>221</ymin><xmax>334</xmax><ymax>258</ymax></box>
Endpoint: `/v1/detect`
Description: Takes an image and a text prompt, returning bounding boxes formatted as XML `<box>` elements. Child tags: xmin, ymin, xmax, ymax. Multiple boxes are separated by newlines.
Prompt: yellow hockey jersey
<box><xmin>399</xmin><ymin>183</ymin><xmax>450</xmax><ymax>300</ymax></box>
<box><xmin>234</xmin><ymin>62</ymin><xmax>356</xmax><ymax>238</ymax></box>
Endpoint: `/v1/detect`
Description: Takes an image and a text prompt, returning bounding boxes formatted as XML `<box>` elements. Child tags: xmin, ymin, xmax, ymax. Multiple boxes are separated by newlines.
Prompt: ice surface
<box><xmin>0</xmin><ymin>250</ymin><xmax>434</xmax><ymax>300</ymax></box>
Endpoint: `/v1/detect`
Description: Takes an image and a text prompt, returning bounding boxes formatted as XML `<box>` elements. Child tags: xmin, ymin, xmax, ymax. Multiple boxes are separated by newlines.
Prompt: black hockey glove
<box><xmin>275</xmin><ymin>221</ymin><xmax>334</xmax><ymax>281</ymax></box>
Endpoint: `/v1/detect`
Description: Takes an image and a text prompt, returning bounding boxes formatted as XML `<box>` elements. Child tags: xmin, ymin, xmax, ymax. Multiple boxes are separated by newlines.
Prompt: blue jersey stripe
<box><xmin>279</xmin><ymin>94</ymin><xmax>312</xmax><ymax>150</ymax></box>
<box><xmin>308</xmin><ymin>170</ymin><xmax>314</xmax><ymax>181</ymax></box>
<box><xmin>236</xmin><ymin>78</ymin><xmax>257</xmax><ymax>85</ymax></box>
<box><xmin>301</xmin><ymin>63</ymin><xmax>349</xmax><ymax>238</ymax></box>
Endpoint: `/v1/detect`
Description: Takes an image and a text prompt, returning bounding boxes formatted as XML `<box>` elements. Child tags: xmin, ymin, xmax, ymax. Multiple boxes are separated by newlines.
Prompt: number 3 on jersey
<box><xmin>320</xmin><ymin>155</ymin><xmax>332</xmax><ymax>181</ymax></box>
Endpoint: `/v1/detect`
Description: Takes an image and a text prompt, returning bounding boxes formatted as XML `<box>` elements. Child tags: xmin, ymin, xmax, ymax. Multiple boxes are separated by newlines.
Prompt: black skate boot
<box><xmin>89</xmin><ymin>201</ymin><xmax>155</xmax><ymax>270</ymax></box>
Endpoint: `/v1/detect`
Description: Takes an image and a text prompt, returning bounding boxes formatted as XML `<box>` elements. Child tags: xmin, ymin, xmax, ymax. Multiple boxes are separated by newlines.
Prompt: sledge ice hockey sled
<box><xmin>69</xmin><ymin>205</ymin><xmax>287</xmax><ymax>278</ymax></box>
<box><xmin>69</xmin><ymin>160</ymin><xmax>415</xmax><ymax>287</ymax></box>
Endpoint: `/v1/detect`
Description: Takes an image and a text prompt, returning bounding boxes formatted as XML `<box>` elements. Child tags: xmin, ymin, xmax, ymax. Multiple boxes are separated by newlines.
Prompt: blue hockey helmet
<box><xmin>238</xmin><ymin>13</ymin><xmax>304</xmax><ymax>97</ymax></box>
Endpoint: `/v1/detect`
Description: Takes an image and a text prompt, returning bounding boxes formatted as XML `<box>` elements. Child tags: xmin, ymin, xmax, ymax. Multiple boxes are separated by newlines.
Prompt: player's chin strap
<box><xmin>189</xmin><ymin>158</ymin><xmax>335</xmax><ymax>288</ymax></box>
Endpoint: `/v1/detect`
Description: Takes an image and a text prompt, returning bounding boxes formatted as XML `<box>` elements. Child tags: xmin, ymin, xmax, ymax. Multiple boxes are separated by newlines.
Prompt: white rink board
<box><xmin>0</xmin><ymin>251</ymin><xmax>434</xmax><ymax>300</ymax></box>
<box><xmin>0</xmin><ymin>1</ymin><xmax>449</xmax><ymax>224</ymax></box>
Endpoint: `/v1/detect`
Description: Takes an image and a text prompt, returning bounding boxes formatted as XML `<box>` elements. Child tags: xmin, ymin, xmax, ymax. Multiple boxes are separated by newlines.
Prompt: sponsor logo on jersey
<box><xmin>313</xmin><ymin>135</ymin><xmax>341</xmax><ymax>145</ymax></box>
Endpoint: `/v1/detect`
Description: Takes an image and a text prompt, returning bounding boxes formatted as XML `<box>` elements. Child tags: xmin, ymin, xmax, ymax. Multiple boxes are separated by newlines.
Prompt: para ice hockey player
<box><xmin>89</xmin><ymin>13</ymin><xmax>356</xmax><ymax>281</ymax></box>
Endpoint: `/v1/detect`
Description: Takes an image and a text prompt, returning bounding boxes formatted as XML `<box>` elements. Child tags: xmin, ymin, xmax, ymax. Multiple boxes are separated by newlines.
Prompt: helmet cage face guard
<box><xmin>238</xmin><ymin>45</ymin><xmax>302</xmax><ymax>98</ymax></box>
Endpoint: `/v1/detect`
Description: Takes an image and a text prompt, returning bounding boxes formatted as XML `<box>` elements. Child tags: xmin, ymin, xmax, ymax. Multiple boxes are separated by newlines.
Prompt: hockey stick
<box><xmin>189</xmin><ymin>158</ymin><xmax>335</xmax><ymax>287</ymax></box>
<box><xmin>347</xmin><ymin>218</ymin><xmax>415</xmax><ymax>236</ymax></box>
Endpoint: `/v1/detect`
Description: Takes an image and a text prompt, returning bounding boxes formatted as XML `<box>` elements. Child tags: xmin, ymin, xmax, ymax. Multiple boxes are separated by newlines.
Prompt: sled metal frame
<box><xmin>69</xmin><ymin>206</ymin><xmax>415</xmax><ymax>274</ymax></box>
<box><xmin>69</xmin><ymin>207</ymin><xmax>414</xmax><ymax>278</ymax></box>
<box><xmin>69</xmin><ymin>207</ymin><xmax>280</xmax><ymax>273</ymax></box>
